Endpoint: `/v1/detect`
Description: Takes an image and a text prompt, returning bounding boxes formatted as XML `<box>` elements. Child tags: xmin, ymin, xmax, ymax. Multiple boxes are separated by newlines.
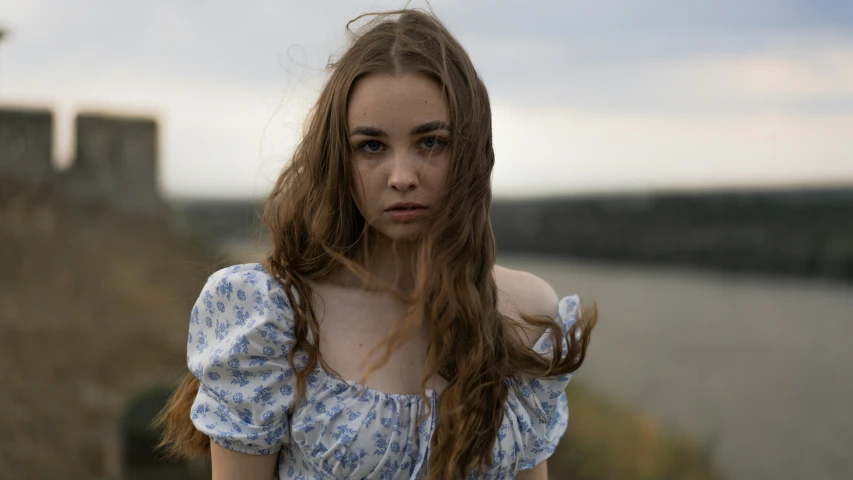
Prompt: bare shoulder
<box><xmin>494</xmin><ymin>264</ymin><xmax>559</xmax><ymax>318</ymax></box>
<box><xmin>494</xmin><ymin>264</ymin><xmax>559</xmax><ymax>345</ymax></box>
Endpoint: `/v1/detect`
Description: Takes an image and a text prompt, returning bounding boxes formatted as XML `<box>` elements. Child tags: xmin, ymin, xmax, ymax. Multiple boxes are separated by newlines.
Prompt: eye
<box><xmin>358</xmin><ymin>140</ymin><xmax>385</xmax><ymax>156</ymax></box>
<box><xmin>419</xmin><ymin>136</ymin><xmax>448</xmax><ymax>151</ymax></box>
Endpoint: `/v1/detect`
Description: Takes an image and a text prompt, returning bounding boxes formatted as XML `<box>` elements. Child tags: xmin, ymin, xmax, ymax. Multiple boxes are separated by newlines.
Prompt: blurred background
<box><xmin>1</xmin><ymin>1</ymin><xmax>851</xmax><ymax>479</ymax></box>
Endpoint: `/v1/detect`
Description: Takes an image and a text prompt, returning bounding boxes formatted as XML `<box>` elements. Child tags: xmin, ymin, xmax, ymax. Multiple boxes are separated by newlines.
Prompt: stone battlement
<box><xmin>0</xmin><ymin>107</ymin><xmax>53</xmax><ymax>182</ymax></box>
<box><xmin>0</xmin><ymin>107</ymin><xmax>162</xmax><ymax>214</ymax></box>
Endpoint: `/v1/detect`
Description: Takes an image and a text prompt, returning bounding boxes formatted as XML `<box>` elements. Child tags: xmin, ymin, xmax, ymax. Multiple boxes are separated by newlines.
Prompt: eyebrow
<box><xmin>349</xmin><ymin>120</ymin><xmax>451</xmax><ymax>137</ymax></box>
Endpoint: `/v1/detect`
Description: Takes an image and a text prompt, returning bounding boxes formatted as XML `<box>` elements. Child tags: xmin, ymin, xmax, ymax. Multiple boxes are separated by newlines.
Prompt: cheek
<box><xmin>431</xmin><ymin>156</ymin><xmax>451</xmax><ymax>191</ymax></box>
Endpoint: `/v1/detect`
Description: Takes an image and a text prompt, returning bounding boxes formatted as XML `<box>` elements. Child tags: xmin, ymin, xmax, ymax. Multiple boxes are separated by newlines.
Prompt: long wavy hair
<box><xmin>156</xmin><ymin>9</ymin><xmax>597</xmax><ymax>479</ymax></box>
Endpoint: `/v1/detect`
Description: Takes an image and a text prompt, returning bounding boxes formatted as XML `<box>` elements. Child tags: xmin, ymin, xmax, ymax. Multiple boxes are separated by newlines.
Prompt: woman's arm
<box><xmin>516</xmin><ymin>460</ymin><xmax>549</xmax><ymax>480</ymax></box>
<box><xmin>494</xmin><ymin>266</ymin><xmax>558</xmax><ymax>480</ymax></box>
<box><xmin>210</xmin><ymin>441</ymin><xmax>278</xmax><ymax>480</ymax></box>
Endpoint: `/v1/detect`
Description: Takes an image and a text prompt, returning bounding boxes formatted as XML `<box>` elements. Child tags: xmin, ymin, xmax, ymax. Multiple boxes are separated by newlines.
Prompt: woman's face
<box><xmin>348</xmin><ymin>73</ymin><xmax>451</xmax><ymax>241</ymax></box>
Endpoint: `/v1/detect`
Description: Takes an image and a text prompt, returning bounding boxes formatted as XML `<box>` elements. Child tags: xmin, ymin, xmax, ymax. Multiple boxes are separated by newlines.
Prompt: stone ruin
<box><xmin>1</xmin><ymin>107</ymin><xmax>201</xmax><ymax>478</ymax></box>
<box><xmin>0</xmin><ymin>107</ymin><xmax>163</xmax><ymax>214</ymax></box>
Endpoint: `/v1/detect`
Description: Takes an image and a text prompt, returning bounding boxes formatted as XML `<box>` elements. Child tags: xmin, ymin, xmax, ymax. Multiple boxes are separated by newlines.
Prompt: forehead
<box><xmin>347</xmin><ymin>73</ymin><xmax>449</xmax><ymax>130</ymax></box>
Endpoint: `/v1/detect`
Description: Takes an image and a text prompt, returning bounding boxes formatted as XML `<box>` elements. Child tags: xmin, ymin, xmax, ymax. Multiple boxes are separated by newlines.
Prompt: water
<box><xmin>498</xmin><ymin>255</ymin><xmax>853</xmax><ymax>480</ymax></box>
<box><xmin>227</xmin><ymin>241</ymin><xmax>853</xmax><ymax>479</ymax></box>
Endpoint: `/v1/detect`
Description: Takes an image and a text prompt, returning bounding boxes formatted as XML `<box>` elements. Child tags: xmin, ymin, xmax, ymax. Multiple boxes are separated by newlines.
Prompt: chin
<box><xmin>372</xmin><ymin>223</ymin><xmax>426</xmax><ymax>242</ymax></box>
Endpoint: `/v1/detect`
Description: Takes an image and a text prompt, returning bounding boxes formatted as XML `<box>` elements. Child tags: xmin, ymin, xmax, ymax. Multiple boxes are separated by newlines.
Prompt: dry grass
<box><xmin>549</xmin><ymin>382</ymin><xmax>721</xmax><ymax>480</ymax></box>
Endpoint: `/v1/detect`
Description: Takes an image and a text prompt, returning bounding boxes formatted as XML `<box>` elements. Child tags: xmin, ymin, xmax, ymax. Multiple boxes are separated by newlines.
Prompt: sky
<box><xmin>1</xmin><ymin>0</ymin><xmax>852</xmax><ymax>199</ymax></box>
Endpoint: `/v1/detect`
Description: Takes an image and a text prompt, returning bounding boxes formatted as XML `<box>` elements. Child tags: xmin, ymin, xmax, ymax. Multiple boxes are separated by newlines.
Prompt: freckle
<box><xmin>358</xmin><ymin>342</ymin><xmax>363</xmax><ymax>347</ymax></box>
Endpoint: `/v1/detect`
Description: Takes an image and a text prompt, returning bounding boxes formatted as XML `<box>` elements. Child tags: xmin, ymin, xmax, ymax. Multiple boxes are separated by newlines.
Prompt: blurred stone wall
<box><xmin>63</xmin><ymin>113</ymin><xmax>161</xmax><ymax>213</ymax></box>
<box><xmin>0</xmin><ymin>108</ymin><xmax>54</xmax><ymax>183</ymax></box>
<box><xmin>0</xmin><ymin>107</ymin><xmax>162</xmax><ymax>214</ymax></box>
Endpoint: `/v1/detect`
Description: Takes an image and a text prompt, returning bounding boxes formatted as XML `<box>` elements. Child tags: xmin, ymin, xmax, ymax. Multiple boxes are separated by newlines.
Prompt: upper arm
<box><xmin>495</xmin><ymin>265</ymin><xmax>560</xmax><ymax>346</ymax></box>
<box><xmin>516</xmin><ymin>459</ymin><xmax>549</xmax><ymax>480</ymax></box>
<box><xmin>189</xmin><ymin>265</ymin><xmax>297</xmax><ymax>471</ymax></box>
<box><xmin>210</xmin><ymin>441</ymin><xmax>278</xmax><ymax>480</ymax></box>
<box><xmin>515</xmin><ymin>270</ymin><xmax>559</xmax><ymax>320</ymax></box>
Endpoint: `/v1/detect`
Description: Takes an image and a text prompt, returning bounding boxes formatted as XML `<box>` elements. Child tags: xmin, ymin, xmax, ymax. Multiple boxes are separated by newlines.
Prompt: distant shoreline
<box><xmin>174</xmin><ymin>185</ymin><xmax>853</xmax><ymax>283</ymax></box>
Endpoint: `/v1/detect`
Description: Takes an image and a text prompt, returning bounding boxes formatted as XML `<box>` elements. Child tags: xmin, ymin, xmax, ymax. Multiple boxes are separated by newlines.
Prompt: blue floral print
<box><xmin>189</xmin><ymin>263</ymin><xmax>580</xmax><ymax>479</ymax></box>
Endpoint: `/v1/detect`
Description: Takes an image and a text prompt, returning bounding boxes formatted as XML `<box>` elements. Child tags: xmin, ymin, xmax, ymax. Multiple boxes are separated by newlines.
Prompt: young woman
<box><xmin>157</xmin><ymin>9</ymin><xmax>596</xmax><ymax>480</ymax></box>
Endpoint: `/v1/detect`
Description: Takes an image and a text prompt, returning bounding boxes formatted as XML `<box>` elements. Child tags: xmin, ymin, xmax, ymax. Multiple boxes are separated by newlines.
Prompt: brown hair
<box><xmin>156</xmin><ymin>8</ymin><xmax>597</xmax><ymax>479</ymax></box>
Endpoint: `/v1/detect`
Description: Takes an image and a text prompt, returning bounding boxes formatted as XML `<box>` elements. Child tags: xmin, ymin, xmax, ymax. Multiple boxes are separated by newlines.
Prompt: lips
<box><xmin>384</xmin><ymin>202</ymin><xmax>428</xmax><ymax>222</ymax></box>
<box><xmin>385</xmin><ymin>202</ymin><xmax>427</xmax><ymax>211</ymax></box>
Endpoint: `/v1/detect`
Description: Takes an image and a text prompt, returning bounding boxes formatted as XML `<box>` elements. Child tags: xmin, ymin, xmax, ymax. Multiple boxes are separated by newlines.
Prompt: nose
<box><xmin>387</xmin><ymin>153</ymin><xmax>419</xmax><ymax>192</ymax></box>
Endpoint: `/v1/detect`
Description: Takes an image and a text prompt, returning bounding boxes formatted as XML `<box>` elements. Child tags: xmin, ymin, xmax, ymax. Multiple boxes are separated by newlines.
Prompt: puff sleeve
<box><xmin>507</xmin><ymin>294</ymin><xmax>581</xmax><ymax>471</ymax></box>
<box><xmin>186</xmin><ymin>264</ymin><xmax>299</xmax><ymax>455</ymax></box>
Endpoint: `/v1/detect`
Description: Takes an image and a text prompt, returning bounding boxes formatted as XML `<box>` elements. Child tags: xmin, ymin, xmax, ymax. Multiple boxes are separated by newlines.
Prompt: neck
<box><xmin>333</xmin><ymin>231</ymin><xmax>419</xmax><ymax>293</ymax></box>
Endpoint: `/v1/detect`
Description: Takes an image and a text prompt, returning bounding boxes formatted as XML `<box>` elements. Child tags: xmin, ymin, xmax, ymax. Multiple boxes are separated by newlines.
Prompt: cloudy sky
<box><xmin>2</xmin><ymin>0</ymin><xmax>852</xmax><ymax>199</ymax></box>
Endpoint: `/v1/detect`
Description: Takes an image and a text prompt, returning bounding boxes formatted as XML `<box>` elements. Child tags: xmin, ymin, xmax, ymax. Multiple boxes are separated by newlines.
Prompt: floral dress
<box><xmin>188</xmin><ymin>263</ymin><xmax>580</xmax><ymax>479</ymax></box>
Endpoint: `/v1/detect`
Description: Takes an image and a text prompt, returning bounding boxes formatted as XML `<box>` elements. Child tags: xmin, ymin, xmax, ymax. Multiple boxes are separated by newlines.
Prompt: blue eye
<box><xmin>420</xmin><ymin>137</ymin><xmax>447</xmax><ymax>151</ymax></box>
<box><xmin>359</xmin><ymin>140</ymin><xmax>385</xmax><ymax>155</ymax></box>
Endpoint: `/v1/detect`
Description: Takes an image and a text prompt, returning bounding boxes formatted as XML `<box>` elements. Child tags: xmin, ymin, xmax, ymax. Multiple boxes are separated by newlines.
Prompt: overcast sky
<box><xmin>2</xmin><ymin>0</ymin><xmax>852</xmax><ymax>199</ymax></box>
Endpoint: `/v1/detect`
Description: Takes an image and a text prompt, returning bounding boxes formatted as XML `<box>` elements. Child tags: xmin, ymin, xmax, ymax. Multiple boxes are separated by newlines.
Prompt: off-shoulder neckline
<box><xmin>323</xmin><ymin>369</ymin><xmax>442</xmax><ymax>400</ymax></box>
